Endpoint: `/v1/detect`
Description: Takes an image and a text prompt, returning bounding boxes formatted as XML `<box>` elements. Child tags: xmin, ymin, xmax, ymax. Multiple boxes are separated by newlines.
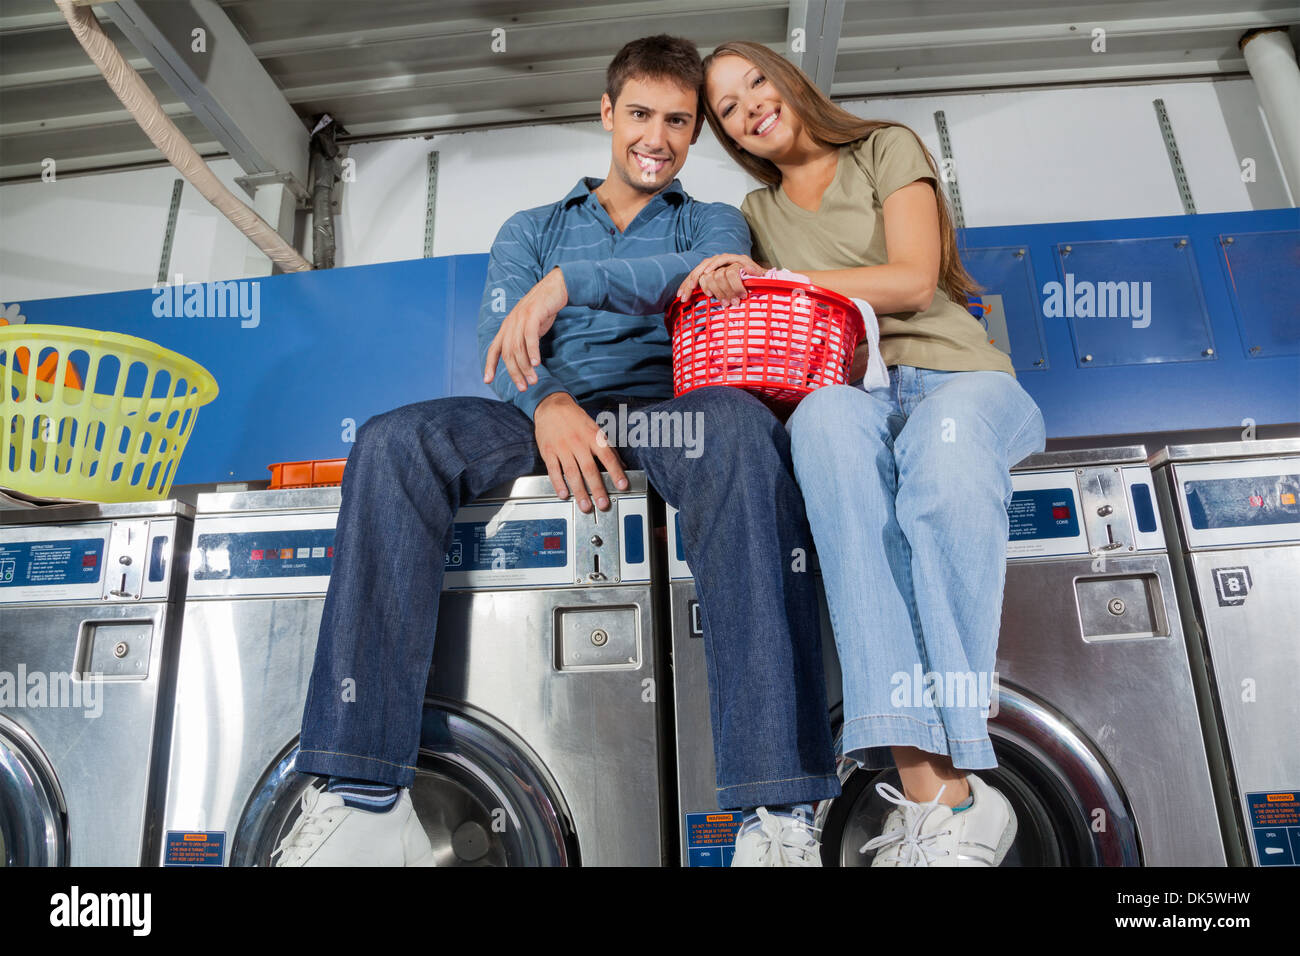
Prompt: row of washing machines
<box><xmin>0</xmin><ymin>439</ymin><xmax>1296</xmax><ymax>867</ymax></box>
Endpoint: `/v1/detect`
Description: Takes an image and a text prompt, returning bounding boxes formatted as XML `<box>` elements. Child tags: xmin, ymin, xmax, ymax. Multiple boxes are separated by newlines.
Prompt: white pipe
<box><xmin>1240</xmin><ymin>27</ymin><xmax>1300</xmax><ymax>207</ymax></box>
<box><xmin>54</xmin><ymin>0</ymin><xmax>312</xmax><ymax>272</ymax></box>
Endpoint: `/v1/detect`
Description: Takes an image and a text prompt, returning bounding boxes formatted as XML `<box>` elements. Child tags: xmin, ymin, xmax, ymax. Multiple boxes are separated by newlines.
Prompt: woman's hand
<box><xmin>676</xmin><ymin>253</ymin><xmax>765</xmax><ymax>305</ymax></box>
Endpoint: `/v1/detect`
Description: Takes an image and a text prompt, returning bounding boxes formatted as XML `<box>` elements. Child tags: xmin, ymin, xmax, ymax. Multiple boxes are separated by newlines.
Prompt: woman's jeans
<box><xmin>297</xmin><ymin>386</ymin><xmax>840</xmax><ymax>810</ymax></box>
<box><xmin>787</xmin><ymin>366</ymin><xmax>1046</xmax><ymax>770</ymax></box>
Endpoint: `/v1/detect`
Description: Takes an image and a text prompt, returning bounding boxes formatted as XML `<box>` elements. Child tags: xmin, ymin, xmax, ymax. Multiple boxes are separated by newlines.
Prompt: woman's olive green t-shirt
<box><xmin>739</xmin><ymin>125</ymin><xmax>1014</xmax><ymax>376</ymax></box>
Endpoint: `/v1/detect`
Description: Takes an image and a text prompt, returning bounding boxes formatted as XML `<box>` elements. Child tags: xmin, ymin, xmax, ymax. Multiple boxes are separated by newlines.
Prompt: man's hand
<box><xmin>483</xmin><ymin>268</ymin><xmax>569</xmax><ymax>391</ymax></box>
<box><xmin>676</xmin><ymin>253</ymin><xmax>764</xmax><ymax>306</ymax></box>
<box><xmin>533</xmin><ymin>392</ymin><xmax>628</xmax><ymax>513</ymax></box>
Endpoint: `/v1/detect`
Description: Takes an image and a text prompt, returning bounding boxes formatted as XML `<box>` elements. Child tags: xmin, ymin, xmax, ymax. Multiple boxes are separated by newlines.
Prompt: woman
<box><xmin>679</xmin><ymin>41</ymin><xmax>1046</xmax><ymax>866</ymax></box>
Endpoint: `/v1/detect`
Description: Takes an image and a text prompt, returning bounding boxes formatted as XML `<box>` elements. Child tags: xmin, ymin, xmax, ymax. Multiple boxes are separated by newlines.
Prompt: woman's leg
<box><xmin>891</xmin><ymin>369</ymin><xmax>1047</xmax><ymax>780</ymax></box>
<box><xmin>787</xmin><ymin>382</ymin><xmax>952</xmax><ymax>770</ymax></box>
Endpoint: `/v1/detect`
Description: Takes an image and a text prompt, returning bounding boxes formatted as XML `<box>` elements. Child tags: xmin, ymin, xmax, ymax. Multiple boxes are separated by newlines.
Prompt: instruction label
<box><xmin>684</xmin><ymin>811</ymin><xmax>743</xmax><ymax>867</ymax></box>
<box><xmin>1247</xmin><ymin>791</ymin><xmax>1300</xmax><ymax>866</ymax></box>
<box><xmin>0</xmin><ymin>537</ymin><xmax>103</xmax><ymax>588</ymax></box>
<box><xmin>163</xmin><ymin>831</ymin><xmax>226</xmax><ymax>866</ymax></box>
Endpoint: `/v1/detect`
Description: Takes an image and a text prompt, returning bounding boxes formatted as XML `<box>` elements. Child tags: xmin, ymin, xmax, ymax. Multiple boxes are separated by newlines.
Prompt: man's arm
<box><xmin>477</xmin><ymin>214</ymin><xmax>570</xmax><ymax>419</ymax></box>
<box><xmin>558</xmin><ymin>201</ymin><xmax>751</xmax><ymax>316</ymax></box>
<box><xmin>476</xmin><ymin>212</ymin><xmax>626</xmax><ymax>514</ymax></box>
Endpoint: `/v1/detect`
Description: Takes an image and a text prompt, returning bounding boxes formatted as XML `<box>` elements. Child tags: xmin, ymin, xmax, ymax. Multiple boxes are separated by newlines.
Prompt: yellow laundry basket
<box><xmin>1</xmin><ymin>324</ymin><xmax>218</xmax><ymax>502</ymax></box>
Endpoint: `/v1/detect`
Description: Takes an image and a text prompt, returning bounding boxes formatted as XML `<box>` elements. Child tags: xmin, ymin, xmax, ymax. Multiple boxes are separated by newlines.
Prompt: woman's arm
<box><xmin>802</xmin><ymin>180</ymin><xmax>942</xmax><ymax>314</ymax></box>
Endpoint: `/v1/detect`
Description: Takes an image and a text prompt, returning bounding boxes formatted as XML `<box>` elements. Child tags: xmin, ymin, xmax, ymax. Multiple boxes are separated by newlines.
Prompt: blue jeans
<box><xmin>297</xmin><ymin>387</ymin><xmax>840</xmax><ymax>809</ymax></box>
<box><xmin>787</xmin><ymin>367</ymin><xmax>1046</xmax><ymax>770</ymax></box>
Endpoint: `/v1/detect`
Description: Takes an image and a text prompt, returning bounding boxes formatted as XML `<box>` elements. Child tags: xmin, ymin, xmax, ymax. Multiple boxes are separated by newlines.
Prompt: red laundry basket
<box><xmin>665</xmin><ymin>277</ymin><xmax>866</xmax><ymax>412</ymax></box>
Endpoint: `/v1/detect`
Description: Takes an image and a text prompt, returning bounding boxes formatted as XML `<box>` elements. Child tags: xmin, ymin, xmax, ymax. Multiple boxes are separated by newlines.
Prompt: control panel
<box><xmin>1170</xmin><ymin>456</ymin><xmax>1300</xmax><ymax>549</ymax></box>
<box><xmin>0</xmin><ymin>518</ymin><xmax>180</xmax><ymax>604</ymax></box>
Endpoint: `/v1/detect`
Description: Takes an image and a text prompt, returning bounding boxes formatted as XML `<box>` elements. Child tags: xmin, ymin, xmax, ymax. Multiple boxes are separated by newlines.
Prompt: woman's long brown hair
<box><xmin>702</xmin><ymin>40</ymin><xmax>982</xmax><ymax>304</ymax></box>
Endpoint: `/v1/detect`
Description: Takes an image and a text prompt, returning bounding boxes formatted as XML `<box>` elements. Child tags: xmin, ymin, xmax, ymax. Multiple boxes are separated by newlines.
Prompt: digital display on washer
<box><xmin>0</xmin><ymin>537</ymin><xmax>103</xmax><ymax>588</ymax></box>
<box><xmin>1007</xmin><ymin>489</ymin><xmax>1079</xmax><ymax>540</ymax></box>
<box><xmin>193</xmin><ymin>529</ymin><xmax>336</xmax><ymax>579</ymax></box>
<box><xmin>445</xmin><ymin>519</ymin><xmax>566</xmax><ymax>572</ymax></box>
<box><xmin>1185</xmin><ymin>474</ymin><xmax>1300</xmax><ymax>530</ymax></box>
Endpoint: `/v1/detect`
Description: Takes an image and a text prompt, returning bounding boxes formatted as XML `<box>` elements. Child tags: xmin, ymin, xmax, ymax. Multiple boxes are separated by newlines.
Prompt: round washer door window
<box><xmin>0</xmin><ymin>718</ymin><xmax>67</xmax><ymax>867</ymax></box>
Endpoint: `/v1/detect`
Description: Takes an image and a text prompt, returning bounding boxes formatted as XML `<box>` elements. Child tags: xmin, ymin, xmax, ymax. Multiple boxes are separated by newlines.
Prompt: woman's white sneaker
<box><xmin>860</xmin><ymin>775</ymin><xmax>1016</xmax><ymax>867</ymax></box>
<box><xmin>271</xmin><ymin>786</ymin><xmax>435</xmax><ymax>867</ymax></box>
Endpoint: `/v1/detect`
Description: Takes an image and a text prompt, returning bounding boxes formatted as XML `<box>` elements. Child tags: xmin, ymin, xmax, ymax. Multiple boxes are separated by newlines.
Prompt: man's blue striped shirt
<box><xmin>477</xmin><ymin>176</ymin><xmax>751</xmax><ymax>418</ymax></box>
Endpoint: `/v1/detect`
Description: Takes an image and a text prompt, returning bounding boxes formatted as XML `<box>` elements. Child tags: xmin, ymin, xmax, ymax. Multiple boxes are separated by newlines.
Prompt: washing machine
<box><xmin>1151</xmin><ymin>438</ymin><xmax>1300</xmax><ymax>867</ymax></box>
<box><xmin>665</xmin><ymin>504</ymin><xmax>840</xmax><ymax>866</ymax></box>
<box><xmin>0</xmin><ymin>499</ymin><xmax>193</xmax><ymax>866</ymax></box>
<box><xmin>670</xmin><ymin>447</ymin><xmax>1227</xmax><ymax>866</ymax></box>
<box><xmin>816</xmin><ymin>446</ymin><xmax>1226</xmax><ymax>866</ymax></box>
<box><xmin>159</xmin><ymin>474</ymin><xmax>669</xmax><ymax>866</ymax></box>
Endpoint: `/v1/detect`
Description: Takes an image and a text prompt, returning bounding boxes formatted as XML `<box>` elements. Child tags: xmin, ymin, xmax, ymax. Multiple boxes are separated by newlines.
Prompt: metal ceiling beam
<box><xmin>100</xmin><ymin>0</ymin><xmax>307</xmax><ymax>196</ymax></box>
<box><xmin>787</xmin><ymin>0</ymin><xmax>845</xmax><ymax>92</ymax></box>
<box><xmin>834</xmin><ymin>10</ymin><xmax>1291</xmax><ymax>53</ymax></box>
<box><xmin>235</xmin><ymin>0</ymin><xmax>788</xmax><ymax>58</ymax></box>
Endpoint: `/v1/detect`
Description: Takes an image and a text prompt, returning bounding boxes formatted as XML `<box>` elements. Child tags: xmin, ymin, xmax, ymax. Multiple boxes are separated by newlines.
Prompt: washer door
<box><xmin>0</xmin><ymin>717</ymin><xmax>68</xmax><ymax>867</ymax></box>
<box><xmin>817</xmin><ymin>685</ymin><xmax>1141</xmax><ymax>866</ymax></box>
<box><xmin>232</xmin><ymin>704</ymin><xmax>576</xmax><ymax>867</ymax></box>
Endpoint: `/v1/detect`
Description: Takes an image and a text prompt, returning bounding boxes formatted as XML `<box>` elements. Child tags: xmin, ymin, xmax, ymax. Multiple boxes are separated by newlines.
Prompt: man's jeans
<box><xmin>297</xmin><ymin>386</ymin><xmax>841</xmax><ymax>809</ymax></box>
<box><xmin>787</xmin><ymin>367</ymin><xmax>1046</xmax><ymax>771</ymax></box>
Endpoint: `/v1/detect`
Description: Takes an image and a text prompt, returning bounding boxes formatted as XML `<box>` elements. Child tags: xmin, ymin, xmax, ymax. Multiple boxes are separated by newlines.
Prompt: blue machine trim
<box><xmin>1129</xmin><ymin>483</ymin><xmax>1158</xmax><ymax>534</ymax></box>
<box><xmin>623</xmin><ymin>513</ymin><xmax>644</xmax><ymax>565</ymax></box>
<box><xmin>148</xmin><ymin>534</ymin><xmax>169</xmax><ymax>583</ymax></box>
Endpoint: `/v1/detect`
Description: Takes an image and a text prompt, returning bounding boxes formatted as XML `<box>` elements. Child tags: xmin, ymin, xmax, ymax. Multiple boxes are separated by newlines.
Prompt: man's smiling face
<box><xmin>601</xmin><ymin>75</ymin><xmax>702</xmax><ymax>195</ymax></box>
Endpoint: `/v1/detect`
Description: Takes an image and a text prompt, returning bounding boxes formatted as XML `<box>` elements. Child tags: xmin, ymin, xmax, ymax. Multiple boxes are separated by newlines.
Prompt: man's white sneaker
<box><xmin>860</xmin><ymin>775</ymin><xmax>1016</xmax><ymax>867</ymax></box>
<box><xmin>271</xmin><ymin>786</ymin><xmax>435</xmax><ymax>867</ymax></box>
<box><xmin>730</xmin><ymin>807</ymin><xmax>823</xmax><ymax>867</ymax></box>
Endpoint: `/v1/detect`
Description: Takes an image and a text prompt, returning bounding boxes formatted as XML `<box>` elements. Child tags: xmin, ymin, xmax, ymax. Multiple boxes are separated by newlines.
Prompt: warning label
<box><xmin>164</xmin><ymin>831</ymin><xmax>226</xmax><ymax>867</ymax></box>
<box><xmin>1246</xmin><ymin>791</ymin><xmax>1300</xmax><ymax>866</ymax></box>
<box><xmin>684</xmin><ymin>811</ymin><xmax>743</xmax><ymax>867</ymax></box>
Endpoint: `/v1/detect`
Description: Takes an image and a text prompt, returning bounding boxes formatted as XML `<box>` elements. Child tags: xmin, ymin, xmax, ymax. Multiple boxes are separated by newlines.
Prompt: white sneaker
<box><xmin>730</xmin><ymin>807</ymin><xmax>823</xmax><ymax>867</ymax></box>
<box><xmin>861</xmin><ymin>774</ymin><xmax>1016</xmax><ymax>867</ymax></box>
<box><xmin>271</xmin><ymin>786</ymin><xmax>435</xmax><ymax>867</ymax></box>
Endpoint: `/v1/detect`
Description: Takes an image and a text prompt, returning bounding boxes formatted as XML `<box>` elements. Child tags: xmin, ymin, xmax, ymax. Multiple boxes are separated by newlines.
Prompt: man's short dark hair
<box><xmin>606</xmin><ymin>34</ymin><xmax>704</xmax><ymax>110</ymax></box>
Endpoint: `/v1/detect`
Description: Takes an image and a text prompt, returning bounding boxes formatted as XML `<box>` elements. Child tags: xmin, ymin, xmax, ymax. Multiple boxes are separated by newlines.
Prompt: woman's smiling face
<box><xmin>707</xmin><ymin>54</ymin><xmax>803</xmax><ymax>161</ymax></box>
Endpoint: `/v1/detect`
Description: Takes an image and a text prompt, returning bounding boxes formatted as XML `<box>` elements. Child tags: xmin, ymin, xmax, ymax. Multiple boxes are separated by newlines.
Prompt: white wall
<box><xmin>1</xmin><ymin>75</ymin><xmax>1292</xmax><ymax>304</ymax></box>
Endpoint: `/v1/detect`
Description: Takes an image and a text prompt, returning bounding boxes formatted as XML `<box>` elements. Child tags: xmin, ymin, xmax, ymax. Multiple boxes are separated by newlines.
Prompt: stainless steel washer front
<box><xmin>161</xmin><ymin>474</ymin><xmax>667</xmax><ymax>866</ymax></box>
<box><xmin>1152</xmin><ymin>438</ymin><xmax>1300</xmax><ymax>867</ymax></box>
<box><xmin>817</xmin><ymin>447</ymin><xmax>1225</xmax><ymax>867</ymax></box>
<box><xmin>0</xmin><ymin>499</ymin><xmax>192</xmax><ymax>866</ymax></box>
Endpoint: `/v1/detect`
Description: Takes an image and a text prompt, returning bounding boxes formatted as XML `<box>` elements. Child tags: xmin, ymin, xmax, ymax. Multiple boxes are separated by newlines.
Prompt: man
<box><xmin>275</xmin><ymin>34</ymin><xmax>838</xmax><ymax>868</ymax></box>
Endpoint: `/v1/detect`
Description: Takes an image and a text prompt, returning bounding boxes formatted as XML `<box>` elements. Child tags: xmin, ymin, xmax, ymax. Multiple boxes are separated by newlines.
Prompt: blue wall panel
<box><xmin>958</xmin><ymin>207</ymin><xmax>1299</xmax><ymax>440</ymax></box>
<box><xmin>8</xmin><ymin>257</ymin><xmax>459</xmax><ymax>485</ymax></box>
<box><xmin>5</xmin><ymin>207</ymin><xmax>1297</xmax><ymax>487</ymax></box>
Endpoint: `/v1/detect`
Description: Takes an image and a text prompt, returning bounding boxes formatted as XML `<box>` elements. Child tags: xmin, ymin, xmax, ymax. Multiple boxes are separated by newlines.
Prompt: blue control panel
<box><xmin>1007</xmin><ymin>489</ymin><xmax>1080</xmax><ymax>540</ymax></box>
<box><xmin>1186</xmin><ymin>474</ymin><xmax>1300</xmax><ymax>530</ymax></box>
<box><xmin>194</xmin><ymin>530</ymin><xmax>336</xmax><ymax>579</ymax></box>
<box><xmin>0</xmin><ymin>537</ymin><xmax>104</xmax><ymax>588</ymax></box>
<box><xmin>444</xmin><ymin>519</ymin><xmax>567</xmax><ymax>572</ymax></box>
